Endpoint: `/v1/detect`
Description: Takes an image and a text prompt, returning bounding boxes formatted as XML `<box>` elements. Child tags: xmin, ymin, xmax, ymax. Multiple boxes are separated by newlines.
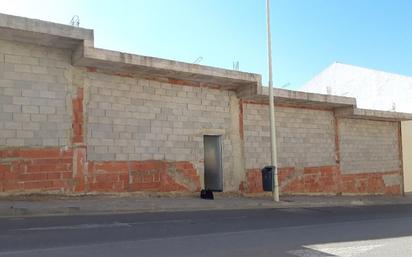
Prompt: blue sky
<box><xmin>1</xmin><ymin>0</ymin><xmax>411</xmax><ymax>89</ymax></box>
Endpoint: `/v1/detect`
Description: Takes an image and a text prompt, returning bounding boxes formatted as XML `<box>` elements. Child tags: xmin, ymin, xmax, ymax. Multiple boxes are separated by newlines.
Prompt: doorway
<box><xmin>203</xmin><ymin>135</ymin><xmax>223</xmax><ymax>191</ymax></box>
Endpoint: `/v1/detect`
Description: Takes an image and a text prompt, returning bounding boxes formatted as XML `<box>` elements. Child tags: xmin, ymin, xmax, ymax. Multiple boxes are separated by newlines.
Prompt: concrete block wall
<box><xmin>339</xmin><ymin>118</ymin><xmax>400</xmax><ymax>173</ymax></box>
<box><xmin>0</xmin><ymin>38</ymin><xmax>404</xmax><ymax>196</ymax></box>
<box><xmin>337</xmin><ymin>119</ymin><xmax>402</xmax><ymax>196</ymax></box>
<box><xmin>243</xmin><ymin>103</ymin><xmax>336</xmax><ymax>169</ymax></box>
<box><xmin>242</xmin><ymin>102</ymin><xmax>402</xmax><ymax>195</ymax></box>
<box><xmin>85</xmin><ymin>71</ymin><xmax>237</xmax><ymax>190</ymax></box>
<box><xmin>0</xmin><ymin>39</ymin><xmax>72</xmax><ymax>147</ymax></box>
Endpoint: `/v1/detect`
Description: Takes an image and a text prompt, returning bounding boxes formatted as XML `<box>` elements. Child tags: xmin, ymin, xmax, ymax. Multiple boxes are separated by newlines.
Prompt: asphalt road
<box><xmin>1</xmin><ymin>204</ymin><xmax>412</xmax><ymax>257</ymax></box>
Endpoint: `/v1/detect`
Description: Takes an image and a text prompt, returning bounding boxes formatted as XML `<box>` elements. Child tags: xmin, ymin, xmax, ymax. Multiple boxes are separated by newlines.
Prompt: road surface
<box><xmin>1</xmin><ymin>204</ymin><xmax>412</xmax><ymax>256</ymax></box>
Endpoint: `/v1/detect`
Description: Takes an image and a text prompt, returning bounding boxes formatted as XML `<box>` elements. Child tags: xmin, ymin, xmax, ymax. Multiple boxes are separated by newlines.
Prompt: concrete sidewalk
<box><xmin>1</xmin><ymin>193</ymin><xmax>412</xmax><ymax>217</ymax></box>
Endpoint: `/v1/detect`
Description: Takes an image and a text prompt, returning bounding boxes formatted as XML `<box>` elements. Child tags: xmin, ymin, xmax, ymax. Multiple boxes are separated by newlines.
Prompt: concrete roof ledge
<box><xmin>254</xmin><ymin>87</ymin><xmax>357</xmax><ymax>109</ymax></box>
<box><xmin>335</xmin><ymin>107</ymin><xmax>412</xmax><ymax>121</ymax></box>
<box><xmin>274</xmin><ymin>88</ymin><xmax>356</xmax><ymax>105</ymax></box>
<box><xmin>0</xmin><ymin>13</ymin><xmax>94</xmax><ymax>49</ymax></box>
<box><xmin>79</xmin><ymin>47</ymin><xmax>261</xmax><ymax>82</ymax></box>
<box><xmin>2</xmin><ymin>13</ymin><xmax>412</xmax><ymax>122</ymax></box>
<box><xmin>72</xmin><ymin>46</ymin><xmax>261</xmax><ymax>90</ymax></box>
<box><xmin>0</xmin><ymin>12</ymin><xmax>260</xmax><ymax>91</ymax></box>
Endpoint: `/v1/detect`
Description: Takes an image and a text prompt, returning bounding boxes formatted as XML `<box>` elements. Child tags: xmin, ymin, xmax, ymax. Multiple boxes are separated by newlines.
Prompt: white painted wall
<box><xmin>402</xmin><ymin>121</ymin><xmax>412</xmax><ymax>194</ymax></box>
<box><xmin>301</xmin><ymin>62</ymin><xmax>412</xmax><ymax>113</ymax></box>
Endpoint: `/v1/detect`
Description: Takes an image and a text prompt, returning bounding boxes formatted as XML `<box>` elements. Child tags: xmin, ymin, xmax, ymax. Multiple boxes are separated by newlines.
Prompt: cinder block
<box><xmin>0</xmin><ymin>113</ymin><xmax>12</xmax><ymax>121</ymax></box>
<box><xmin>29</xmin><ymin>97</ymin><xmax>48</xmax><ymax>106</ymax></box>
<box><xmin>4</xmin><ymin>121</ymin><xmax>22</xmax><ymax>129</ymax></box>
<box><xmin>56</xmin><ymin>107</ymin><xmax>67</xmax><ymax>114</ymax></box>
<box><xmin>47</xmin><ymin>99</ymin><xmax>65</xmax><ymax>107</ymax></box>
<box><xmin>47</xmin><ymin>115</ymin><xmax>65</xmax><ymax>122</ymax></box>
<box><xmin>42</xmin><ymin>91</ymin><xmax>56</xmax><ymax>99</ymax></box>
<box><xmin>14</xmin><ymin>64</ymin><xmax>32</xmax><ymax>73</ymax></box>
<box><xmin>119</xmin><ymin>132</ymin><xmax>132</xmax><ymax>139</ymax></box>
<box><xmin>0</xmin><ymin>95</ymin><xmax>12</xmax><ymax>105</ymax></box>
<box><xmin>22</xmin><ymin>89</ymin><xmax>40</xmax><ymax>97</ymax></box>
<box><xmin>128</xmin><ymin>153</ymin><xmax>141</xmax><ymax>160</ymax></box>
<box><xmin>3</xmin><ymin>104</ymin><xmax>21</xmax><ymax>113</ymax></box>
<box><xmin>17</xmin><ymin>130</ymin><xmax>34</xmax><ymax>138</ymax></box>
<box><xmin>6</xmin><ymin>138</ymin><xmax>24</xmax><ymax>146</ymax></box>
<box><xmin>2</xmin><ymin>129</ymin><xmax>16</xmax><ymax>138</ymax></box>
<box><xmin>22</xmin><ymin>105</ymin><xmax>39</xmax><ymax>114</ymax></box>
<box><xmin>13</xmin><ymin>113</ymin><xmax>30</xmax><ymax>122</ymax></box>
<box><xmin>4</xmin><ymin>88</ymin><xmax>21</xmax><ymax>96</ymax></box>
<box><xmin>12</xmin><ymin>96</ymin><xmax>30</xmax><ymax>105</ymax></box>
<box><xmin>108</xmin><ymin>145</ymin><xmax>122</xmax><ymax>153</ymax></box>
<box><xmin>57</xmin><ymin>122</ymin><xmax>71</xmax><ymax>130</ymax></box>
<box><xmin>98</xmin><ymin>102</ymin><xmax>111</xmax><ymax>110</ymax></box>
<box><xmin>40</xmin><ymin>123</ymin><xmax>57</xmax><ymax>131</ymax></box>
<box><xmin>39</xmin><ymin>106</ymin><xmax>55</xmax><ymax>114</ymax></box>
<box><xmin>31</xmin><ymin>66</ymin><xmax>48</xmax><ymax>74</ymax></box>
<box><xmin>4</xmin><ymin>54</ymin><xmax>22</xmax><ymax>64</ymax></box>
<box><xmin>21</xmin><ymin>56</ymin><xmax>39</xmax><ymax>66</ymax></box>
<box><xmin>95</xmin><ymin>146</ymin><xmax>108</xmax><ymax>154</ymax></box>
<box><xmin>42</xmin><ymin>138</ymin><xmax>59</xmax><ymax>146</ymax></box>
<box><xmin>31</xmin><ymin>114</ymin><xmax>47</xmax><ymax>122</ymax></box>
<box><xmin>22</xmin><ymin>122</ymin><xmax>40</xmax><ymax>130</ymax></box>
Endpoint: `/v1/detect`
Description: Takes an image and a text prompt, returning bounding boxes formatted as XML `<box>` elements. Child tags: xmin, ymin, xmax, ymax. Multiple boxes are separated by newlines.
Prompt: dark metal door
<box><xmin>204</xmin><ymin>135</ymin><xmax>223</xmax><ymax>191</ymax></box>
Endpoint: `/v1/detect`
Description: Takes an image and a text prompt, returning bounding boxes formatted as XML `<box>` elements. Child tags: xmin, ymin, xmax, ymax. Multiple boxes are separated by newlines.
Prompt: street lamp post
<box><xmin>266</xmin><ymin>0</ymin><xmax>279</xmax><ymax>202</ymax></box>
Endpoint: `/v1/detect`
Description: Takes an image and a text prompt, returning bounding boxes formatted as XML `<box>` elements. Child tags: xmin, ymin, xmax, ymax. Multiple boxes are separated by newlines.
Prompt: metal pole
<box><xmin>266</xmin><ymin>0</ymin><xmax>279</xmax><ymax>202</ymax></box>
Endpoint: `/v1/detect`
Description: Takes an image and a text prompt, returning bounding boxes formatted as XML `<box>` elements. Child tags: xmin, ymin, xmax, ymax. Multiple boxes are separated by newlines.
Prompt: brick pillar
<box><xmin>72</xmin><ymin>87</ymin><xmax>87</xmax><ymax>192</ymax></box>
<box><xmin>333</xmin><ymin>112</ymin><xmax>342</xmax><ymax>194</ymax></box>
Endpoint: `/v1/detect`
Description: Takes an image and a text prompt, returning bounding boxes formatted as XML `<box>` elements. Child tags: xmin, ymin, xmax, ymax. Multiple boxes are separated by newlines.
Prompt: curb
<box><xmin>1</xmin><ymin>198</ymin><xmax>412</xmax><ymax>218</ymax></box>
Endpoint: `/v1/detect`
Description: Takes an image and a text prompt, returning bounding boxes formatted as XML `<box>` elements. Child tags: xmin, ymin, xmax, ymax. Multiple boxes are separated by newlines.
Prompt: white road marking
<box><xmin>309</xmin><ymin>244</ymin><xmax>383</xmax><ymax>257</ymax></box>
<box><xmin>289</xmin><ymin>237</ymin><xmax>393</xmax><ymax>257</ymax></box>
<box><xmin>288</xmin><ymin>248</ymin><xmax>333</xmax><ymax>257</ymax></box>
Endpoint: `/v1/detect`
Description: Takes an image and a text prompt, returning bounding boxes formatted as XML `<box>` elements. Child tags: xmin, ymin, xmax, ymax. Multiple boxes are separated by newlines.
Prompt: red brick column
<box><xmin>239</xmin><ymin>99</ymin><xmax>244</xmax><ymax>140</ymax></box>
<box><xmin>72</xmin><ymin>87</ymin><xmax>87</xmax><ymax>193</ymax></box>
<box><xmin>333</xmin><ymin>112</ymin><xmax>343</xmax><ymax>194</ymax></box>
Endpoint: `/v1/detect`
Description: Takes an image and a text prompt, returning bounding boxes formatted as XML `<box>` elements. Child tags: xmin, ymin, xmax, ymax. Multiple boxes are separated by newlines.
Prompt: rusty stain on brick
<box><xmin>86</xmin><ymin>67</ymin><xmax>97</xmax><ymax>72</ymax></box>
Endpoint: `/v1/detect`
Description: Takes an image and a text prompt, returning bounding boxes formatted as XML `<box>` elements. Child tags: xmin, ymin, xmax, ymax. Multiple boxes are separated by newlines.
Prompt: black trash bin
<box><xmin>261</xmin><ymin>166</ymin><xmax>275</xmax><ymax>192</ymax></box>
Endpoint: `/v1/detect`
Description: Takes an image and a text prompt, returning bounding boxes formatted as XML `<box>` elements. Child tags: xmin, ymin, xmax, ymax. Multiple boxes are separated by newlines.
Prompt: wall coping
<box><xmin>1</xmin><ymin>12</ymin><xmax>411</xmax><ymax>122</ymax></box>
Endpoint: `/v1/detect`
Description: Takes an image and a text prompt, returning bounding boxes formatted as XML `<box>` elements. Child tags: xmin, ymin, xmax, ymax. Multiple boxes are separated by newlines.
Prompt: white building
<box><xmin>301</xmin><ymin>62</ymin><xmax>412</xmax><ymax>194</ymax></box>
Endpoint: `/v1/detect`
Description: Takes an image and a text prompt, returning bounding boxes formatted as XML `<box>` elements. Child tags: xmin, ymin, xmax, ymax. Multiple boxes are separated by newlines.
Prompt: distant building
<box><xmin>302</xmin><ymin>62</ymin><xmax>412</xmax><ymax>194</ymax></box>
<box><xmin>301</xmin><ymin>62</ymin><xmax>412</xmax><ymax>112</ymax></box>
